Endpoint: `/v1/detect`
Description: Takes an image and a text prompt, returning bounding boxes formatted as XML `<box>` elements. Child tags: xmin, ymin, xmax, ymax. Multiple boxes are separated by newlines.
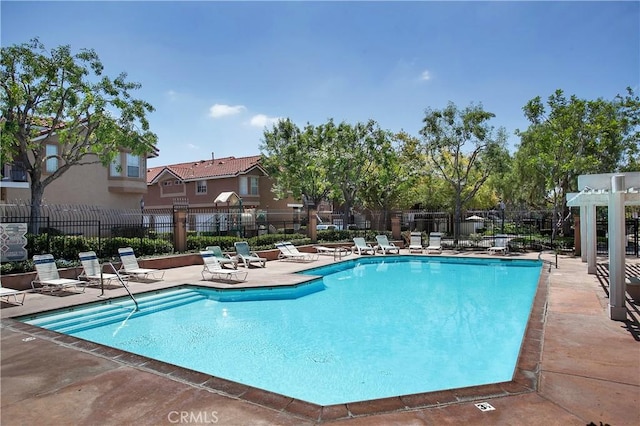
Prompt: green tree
<box><xmin>325</xmin><ymin>120</ymin><xmax>394</xmax><ymax>228</ymax></box>
<box><xmin>0</xmin><ymin>39</ymin><xmax>157</xmax><ymax>230</ymax></box>
<box><xmin>419</xmin><ymin>102</ymin><xmax>507</xmax><ymax>242</ymax></box>
<box><xmin>359</xmin><ymin>130</ymin><xmax>418</xmax><ymax>228</ymax></box>
<box><xmin>514</xmin><ymin>88</ymin><xmax>638</xmax><ymax>236</ymax></box>
<box><xmin>614</xmin><ymin>87</ymin><xmax>640</xmax><ymax>171</ymax></box>
<box><xmin>260</xmin><ymin>118</ymin><xmax>332</xmax><ymax>210</ymax></box>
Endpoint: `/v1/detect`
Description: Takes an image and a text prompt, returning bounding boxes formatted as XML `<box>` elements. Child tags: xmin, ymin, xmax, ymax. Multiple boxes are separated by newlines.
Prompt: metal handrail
<box><xmin>106</xmin><ymin>262</ymin><xmax>139</xmax><ymax>311</ymax></box>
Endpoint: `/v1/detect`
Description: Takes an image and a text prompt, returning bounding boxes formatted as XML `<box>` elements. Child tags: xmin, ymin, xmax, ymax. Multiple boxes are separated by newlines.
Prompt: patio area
<box><xmin>1</xmin><ymin>251</ymin><xmax>639</xmax><ymax>425</ymax></box>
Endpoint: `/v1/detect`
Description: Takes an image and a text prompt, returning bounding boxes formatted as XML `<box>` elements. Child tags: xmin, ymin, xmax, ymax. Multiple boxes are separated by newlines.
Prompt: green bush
<box><xmin>317</xmin><ymin>229</ymin><xmax>352</xmax><ymax>242</ymax></box>
<box><xmin>49</xmin><ymin>235</ymin><xmax>93</xmax><ymax>260</ymax></box>
<box><xmin>100</xmin><ymin>237</ymin><xmax>173</xmax><ymax>258</ymax></box>
<box><xmin>247</xmin><ymin>233</ymin><xmax>308</xmax><ymax>250</ymax></box>
<box><xmin>186</xmin><ymin>235</ymin><xmax>241</xmax><ymax>252</ymax></box>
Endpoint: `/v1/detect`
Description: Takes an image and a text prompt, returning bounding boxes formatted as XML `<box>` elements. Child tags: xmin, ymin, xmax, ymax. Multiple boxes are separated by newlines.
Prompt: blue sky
<box><xmin>2</xmin><ymin>1</ymin><xmax>638</xmax><ymax>168</ymax></box>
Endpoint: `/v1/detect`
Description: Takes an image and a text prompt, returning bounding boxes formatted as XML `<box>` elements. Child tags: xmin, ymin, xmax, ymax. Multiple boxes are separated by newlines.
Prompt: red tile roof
<box><xmin>147</xmin><ymin>155</ymin><xmax>264</xmax><ymax>184</ymax></box>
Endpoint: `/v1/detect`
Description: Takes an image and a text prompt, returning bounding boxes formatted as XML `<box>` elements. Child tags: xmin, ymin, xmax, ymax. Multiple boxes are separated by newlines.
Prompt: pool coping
<box><xmin>1</xmin><ymin>258</ymin><xmax>549</xmax><ymax>422</ymax></box>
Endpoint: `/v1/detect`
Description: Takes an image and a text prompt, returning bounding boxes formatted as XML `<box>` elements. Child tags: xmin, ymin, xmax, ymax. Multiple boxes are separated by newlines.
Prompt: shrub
<box><xmin>317</xmin><ymin>229</ymin><xmax>352</xmax><ymax>242</ymax></box>
<box><xmin>187</xmin><ymin>235</ymin><xmax>241</xmax><ymax>252</ymax></box>
<box><xmin>247</xmin><ymin>233</ymin><xmax>308</xmax><ymax>251</ymax></box>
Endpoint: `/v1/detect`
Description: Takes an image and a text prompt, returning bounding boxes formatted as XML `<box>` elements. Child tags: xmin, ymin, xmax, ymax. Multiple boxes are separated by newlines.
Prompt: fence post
<box><xmin>309</xmin><ymin>209</ymin><xmax>318</xmax><ymax>243</ymax></box>
<box><xmin>391</xmin><ymin>214</ymin><xmax>401</xmax><ymax>240</ymax></box>
<box><xmin>173</xmin><ymin>205</ymin><xmax>188</xmax><ymax>252</ymax></box>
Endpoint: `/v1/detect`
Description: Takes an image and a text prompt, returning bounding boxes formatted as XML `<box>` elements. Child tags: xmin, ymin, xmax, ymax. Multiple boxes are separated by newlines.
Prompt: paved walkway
<box><xmin>1</xmin><ymin>251</ymin><xmax>639</xmax><ymax>425</ymax></box>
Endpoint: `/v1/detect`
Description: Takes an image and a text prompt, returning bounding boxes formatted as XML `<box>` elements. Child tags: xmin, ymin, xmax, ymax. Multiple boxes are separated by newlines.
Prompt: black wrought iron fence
<box><xmin>0</xmin><ymin>216</ymin><xmax>174</xmax><ymax>260</ymax></box>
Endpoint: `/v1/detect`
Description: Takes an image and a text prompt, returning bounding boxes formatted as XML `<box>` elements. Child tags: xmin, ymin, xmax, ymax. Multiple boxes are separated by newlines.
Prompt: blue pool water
<box><xmin>22</xmin><ymin>256</ymin><xmax>542</xmax><ymax>405</ymax></box>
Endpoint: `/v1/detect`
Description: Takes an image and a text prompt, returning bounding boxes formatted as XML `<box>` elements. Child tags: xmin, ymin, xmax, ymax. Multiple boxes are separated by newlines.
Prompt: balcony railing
<box><xmin>2</xmin><ymin>163</ymin><xmax>28</xmax><ymax>182</ymax></box>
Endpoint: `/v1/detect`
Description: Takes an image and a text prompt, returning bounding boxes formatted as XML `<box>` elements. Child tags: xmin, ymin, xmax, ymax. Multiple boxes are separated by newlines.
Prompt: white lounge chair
<box><xmin>353</xmin><ymin>237</ymin><xmax>376</xmax><ymax>255</ymax></box>
<box><xmin>78</xmin><ymin>251</ymin><xmax>127</xmax><ymax>286</ymax></box>
<box><xmin>408</xmin><ymin>232</ymin><xmax>423</xmax><ymax>253</ymax></box>
<box><xmin>275</xmin><ymin>242</ymin><xmax>318</xmax><ymax>262</ymax></box>
<box><xmin>426</xmin><ymin>232</ymin><xmax>443</xmax><ymax>254</ymax></box>
<box><xmin>32</xmin><ymin>254</ymin><xmax>85</xmax><ymax>293</ymax></box>
<box><xmin>0</xmin><ymin>283</ymin><xmax>28</xmax><ymax>305</ymax></box>
<box><xmin>205</xmin><ymin>246</ymin><xmax>238</xmax><ymax>269</ymax></box>
<box><xmin>375</xmin><ymin>235</ymin><xmax>400</xmax><ymax>255</ymax></box>
<box><xmin>315</xmin><ymin>245</ymin><xmax>351</xmax><ymax>258</ymax></box>
<box><xmin>234</xmin><ymin>241</ymin><xmax>267</xmax><ymax>268</ymax></box>
<box><xmin>117</xmin><ymin>247</ymin><xmax>165</xmax><ymax>280</ymax></box>
<box><xmin>488</xmin><ymin>234</ymin><xmax>509</xmax><ymax>255</ymax></box>
<box><xmin>200</xmin><ymin>250</ymin><xmax>247</xmax><ymax>282</ymax></box>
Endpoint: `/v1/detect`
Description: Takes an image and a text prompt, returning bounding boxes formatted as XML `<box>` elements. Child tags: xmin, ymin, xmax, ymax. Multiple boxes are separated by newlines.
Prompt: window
<box><xmin>239</xmin><ymin>176</ymin><xmax>259</xmax><ymax>196</ymax></box>
<box><xmin>45</xmin><ymin>144</ymin><xmax>58</xmax><ymax>173</ymax></box>
<box><xmin>110</xmin><ymin>154</ymin><xmax>122</xmax><ymax>176</ymax></box>
<box><xmin>196</xmin><ymin>180</ymin><xmax>207</xmax><ymax>194</ymax></box>
<box><xmin>126</xmin><ymin>154</ymin><xmax>140</xmax><ymax>178</ymax></box>
<box><xmin>249</xmin><ymin>176</ymin><xmax>259</xmax><ymax>195</ymax></box>
<box><xmin>163</xmin><ymin>181</ymin><xmax>172</xmax><ymax>186</ymax></box>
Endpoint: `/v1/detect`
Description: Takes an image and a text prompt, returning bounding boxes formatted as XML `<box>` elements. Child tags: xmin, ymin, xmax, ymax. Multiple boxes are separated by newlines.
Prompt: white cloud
<box><xmin>209</xmin><ymin>104</ymin><xmax>246</xmax><ymax>118</ymax></box>
<box><xmin>249</xmin><ymin>114</ymin><xmax>282</xmax><ymax>128</ymax></box>
<box><xmin>166</xmin><ymin>90</ymin><xmax>178</xmax><ymax>100</ymax></box>
<box><xmin>420</xmin><ymin>70</ymin><xmax>432</xmax><ymax>81</ymax></box>
<box><xmin>186</xmin><ymin>143</ymin><xmax>199</xmax><ymax>150</ymax></box>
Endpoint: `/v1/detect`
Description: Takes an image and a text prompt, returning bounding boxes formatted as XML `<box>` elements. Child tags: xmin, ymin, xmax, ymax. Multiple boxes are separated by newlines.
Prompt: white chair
<box><xmin>375</xmin><ymin>235</ymin><xmax>400</xmax><ymax>255</ymax></box>
<box><xmin>117</xmin><ymin>247</ymin><xmax>165</xmax><ymax>280</ymax></box>
<box><xmin>315</xmin><ymin>245</ymin><xmax>351</xmax><ymax>258</ymax></box>
<box><xmin>0</xmin><ymin>283</ymin><xmax>28</xmax><ymax>305</ymax></box>
<box><xmin>488</xmin><ymin>234</ymin><xmax>509</xmax><ymax>255</ymax></box>
<box><xmin>79</xmin><ymin>251</ymin><xmax>127</xmax><ymax>286</ymax></box>
<box><xmin>276</xmin><ymin>242</ymin><xmax>319</xmax><ymax>262</ymax></box>
<box><xmin>426</xmin><ymin>232</ymin><xmax>443</xmax><ymax>254</ymax></box>
<box><xmin>200</xmin><ymin>250</ymin><xmax>247</xmax><ymax>282</ymax></box>
<box><xmin>234</xmin><ymin>242</ymin><xmax>266</xmax><ymax>268</ymax></box>
<box><xmin>205</xmin><ymin>246</ymin><xmax>238</xmax><ymax>269</ymax></box>
<box><xmin>32</xmin><ymin>254</ymin><xmax>85</xmax><ymax>293</ymax></box>
<box><xmin>352</xmin><ymin>237</ymin><xmax>376</xmax><ymax>255</ymax></box>
<box><xmin>408</xmin><ymin>232</ymin><xmax>423</xmax><ymax>253</ymax></box>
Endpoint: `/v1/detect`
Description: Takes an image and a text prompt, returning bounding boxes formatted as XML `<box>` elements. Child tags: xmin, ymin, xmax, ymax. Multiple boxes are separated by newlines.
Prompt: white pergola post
<box><xmin>608</xmin><ymin>175</ymin><xmax>627</xmax><ymax>321</ymax></box>
<box><xmin>580</xmin><ymin>205</ymin><xmax>587</xmax><ymax>262</ymax></box>
<box><xmin>586</xmin><ymin>204</ymin><xmax>597</xmax><ymax>275</ymax></box>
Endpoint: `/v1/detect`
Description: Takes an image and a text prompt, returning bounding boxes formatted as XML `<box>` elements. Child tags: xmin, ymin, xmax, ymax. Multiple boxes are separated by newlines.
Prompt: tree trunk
<box><xmin>29</xmin><ymin>181</ymin><xmax>44</xmax><ymax>234</ymax></box>
<box><xmin>342</xmin><ymin>200</ymin><xmax>352</xmax><ymax>231</ymax></box>
<box><xmin>453</xmin><ymin>201</ymin><xmax>462</xmax><ymax>245</ymax></box>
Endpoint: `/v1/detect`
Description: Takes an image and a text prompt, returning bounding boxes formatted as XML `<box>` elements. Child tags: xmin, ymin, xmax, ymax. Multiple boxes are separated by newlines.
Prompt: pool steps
<box><xmin>27</xmin><ymin>289</ymin><xmax>206</xmax><ymax>334</ymax></box>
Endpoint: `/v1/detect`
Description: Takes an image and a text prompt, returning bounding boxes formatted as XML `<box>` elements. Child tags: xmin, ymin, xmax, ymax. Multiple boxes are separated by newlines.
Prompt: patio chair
<box><xmin>31</xmin><ymin>254</ymin><xmax>85</xmax><ymax>293</ymax></box>
<box><xmin>200</xmin><ymin>250</ymin><xmax>248</xmax><ymax>282</ymax></box>
<box><xmin>205</xmin><ymin>246</ymin><xmax>238</xmax><ymax>269</ymax></box>
<box><xmin>234</xmin><ymin>241</ymin><xmax>267</xmax><ymax>268</ymax></box>
<box><xmin>78</xmin><ymin>251</ymin><xmax>128</xmax><ymax>286</ymax></box>
<box><xmin>315</xmin><ymin>245</ymin><xmax>352</xmax><ymax>258</ymax></box>
<box><xmin>275</xmin><ymin>242</ymin><xmax>319</xmax><ymax>262</ymax></box>
<box><xmin>426</xmin><ymin>232</ymin><xmax>443</xmax><ymax>254</ymax></box>
<box><xmin>0</xmin><ymin>283</ymin><xmax>28</xmax><ymax>305</ymax></box>
<box><xmin>488</xmin><ymin>234</ymin><xmax>509</xmax><ymax>255</ymax></box>
<box><xmin>408</xmin><ymin>232</ymin><xmax>423</xmax><ymax>253</ymax></box>
<box><xmin>375</xmin><ymin>235</ymin><xmax>400</xmax><ymax>255</ymax></box>
<box><xmin>117</xmin><ymin>247</ymin><xmax>165</xmax><ymax>281</ymax></box>
<box><xmin>352</xmin><ymin>237</ymin><xmax>376</xmax><ymax>255</ymax></box>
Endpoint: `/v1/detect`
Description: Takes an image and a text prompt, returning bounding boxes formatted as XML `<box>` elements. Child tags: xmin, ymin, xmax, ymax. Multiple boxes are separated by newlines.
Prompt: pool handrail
<box><xmin>107</xmin><ymin>262</ymin><xmax>139</xmax><ymax>311</ymax></box>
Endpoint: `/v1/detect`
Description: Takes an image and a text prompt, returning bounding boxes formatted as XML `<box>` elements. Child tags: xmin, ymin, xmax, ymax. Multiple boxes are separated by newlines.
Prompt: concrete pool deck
<box><xmin>1</xmin><ymin>251</ymin><xmax>639</xmax><ymax>425</ymax></box>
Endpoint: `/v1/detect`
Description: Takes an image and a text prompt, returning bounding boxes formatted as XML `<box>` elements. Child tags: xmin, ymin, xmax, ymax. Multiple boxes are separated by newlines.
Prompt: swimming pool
<box><xmin>20</xmin><ymin>256</ymin><xmax>542</xmax><ymax>406</ymax></box>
